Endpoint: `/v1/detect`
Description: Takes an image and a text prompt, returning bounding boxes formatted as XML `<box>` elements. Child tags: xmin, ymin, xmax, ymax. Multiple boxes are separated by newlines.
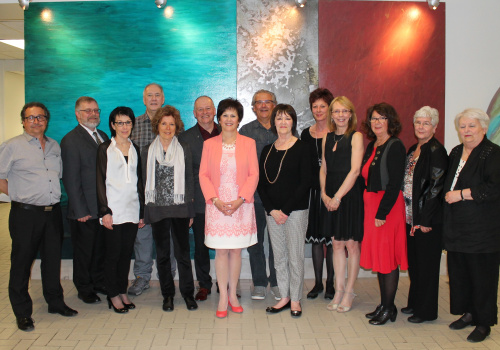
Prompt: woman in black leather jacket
<box><xmin>401</xmin><ymin>106</ymin><xmax>447</xmax><ymax>324</ymax></box>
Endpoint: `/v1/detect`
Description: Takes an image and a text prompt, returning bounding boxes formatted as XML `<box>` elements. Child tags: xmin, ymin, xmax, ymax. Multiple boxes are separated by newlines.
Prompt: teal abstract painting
<box><xmin>25</xmin><ymin>0</ymin><xmax>237</xmax><ymax>142</ymax></box>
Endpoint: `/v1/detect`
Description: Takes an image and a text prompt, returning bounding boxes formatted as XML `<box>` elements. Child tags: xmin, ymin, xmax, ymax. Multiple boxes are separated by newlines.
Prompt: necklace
<box><xmin>333</xmin><ymin>133</ymin><xmax>344</xmax><ymax>144</ymax></box>
<box><xmin>222</xmin><ymin>139</ymin><xmax>236</xmax><ymax>150</ymax></box>
<box><xmin>264</xmin><ymin>141</ymin><xmax>290</xmax><ymax>184</ymax></box>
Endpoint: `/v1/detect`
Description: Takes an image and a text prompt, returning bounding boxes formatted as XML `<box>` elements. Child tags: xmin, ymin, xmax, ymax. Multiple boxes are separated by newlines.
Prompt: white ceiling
<box><xmin>0</xmin><ymin>4</ymin><xmax>24</xmax><ymax>60</ymax></box>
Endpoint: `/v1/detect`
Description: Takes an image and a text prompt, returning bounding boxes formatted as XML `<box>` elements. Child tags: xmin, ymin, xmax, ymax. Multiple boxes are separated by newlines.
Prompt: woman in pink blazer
<box><xmin>199</xmin><ymin>98</ymin><xmax>259</xmax><ymax>318</ymax></box>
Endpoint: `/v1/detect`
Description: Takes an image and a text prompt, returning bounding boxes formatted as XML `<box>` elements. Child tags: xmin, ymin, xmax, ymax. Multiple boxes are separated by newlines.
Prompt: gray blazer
<box><xmin>178</xmin><ymin>123</ymin><xmax>220</xmax><ymax>213</ymax></box>
<box><xmin>61</xmin><ymin>124</ymin><xmax>109</xmax><ymax>220</ymax></box>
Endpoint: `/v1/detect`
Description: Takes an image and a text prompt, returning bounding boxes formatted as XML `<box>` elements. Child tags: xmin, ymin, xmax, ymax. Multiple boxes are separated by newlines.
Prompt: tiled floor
<box><xmin>0</xmin><ymin>202</ymin><xmax>498</xmax><ymax>349</ymax></box>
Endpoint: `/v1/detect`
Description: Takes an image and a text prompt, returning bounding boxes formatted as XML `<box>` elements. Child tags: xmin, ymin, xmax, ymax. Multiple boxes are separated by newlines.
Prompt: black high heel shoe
<box><xmin>365</xmin><ymin>304</ymin><xmax>383</xmax><ymax>319</ymax></box>
<box><xmin>123</xmin><ymin>302</ymin><xmax>135</xmax><ymax>310</ymax></box>
<box><xmin>107</xmin><ymin>296</ymin><xmax>128</xmax><ymax>314</ymax></box>
<box><xmin>369</xmin><ymin>305</ymin><xmax>397</xmax><ymax>325</ymax></box>
<box><xmin>306</xmin><ymin>284</ymin><xmax>324</xmax><ymax>299</ymax></box>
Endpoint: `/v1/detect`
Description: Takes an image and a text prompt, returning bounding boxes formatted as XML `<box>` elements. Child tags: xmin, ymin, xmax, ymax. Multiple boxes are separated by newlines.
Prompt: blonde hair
<box><xmin>327</xmin><ymin>96</ymin><xmax>357</xmax><ymax>134</ymax></box>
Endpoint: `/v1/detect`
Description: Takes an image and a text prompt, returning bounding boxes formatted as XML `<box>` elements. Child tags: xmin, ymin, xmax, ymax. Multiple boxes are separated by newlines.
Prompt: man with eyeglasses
<box><xmin>0</xmin><ymin>102</ymin><xmax>78</xmax><ymax>331</ymax></box>
<box><xmin>60</xmin><ymin>96</ymin><xmax>109</xmax><ymax>305</ymax></box>
<box><xmin>128</xmin><ymin>83</ymin><xmax>177</xmax><ymax>296</ymax></box>
<box><xmin>239</xmin><ymin>89</ymin><xmax>280</xmax><ymax>300</ymax></box>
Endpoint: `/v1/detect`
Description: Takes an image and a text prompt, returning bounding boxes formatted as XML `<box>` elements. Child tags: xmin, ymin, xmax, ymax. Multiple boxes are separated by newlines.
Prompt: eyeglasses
<box><xmin>332</xmin><ymin>109</ymin><xmax>351</xmax><ymax>115</ymax></box>
<box><xmin>79</xmin><ymin>109</ymin><xmax>101</xmax><ymax>115</ymax></box>
<box><xmin>370</xmin><ymin>116</ymin><xmax>388</xmax><ymax>123</ymax></box>
<box><xmin>414</xmin><ymin>121</ymin><xmax>433</xmax><ymax>127</ymax></box>
<box><xmin>114</xmin><ymin>121</ymin><xmax>133</xmax><ymax>127</ymax></box>
<box><xmin>24</xmin><ymin>115</ymin><xmax>47</xmax><ymax>123</ymax></box>
<box><xmin>254</xmin><ymin>100</ymin><xmax>274</xmax><ymax>106</ymax></box>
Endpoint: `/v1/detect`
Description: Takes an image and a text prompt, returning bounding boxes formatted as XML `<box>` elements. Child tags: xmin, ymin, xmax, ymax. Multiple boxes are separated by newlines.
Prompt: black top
<box><xmin>362</xmin><ymin>136</ymin><xmax>406</xmax><ymax>220</ymax></box>
<box><xmin>141</xmin><ymin>140</ymin><xmax>195</xmax><ymax>224</ymax></box>
<box><xmin>300</xmin><ymin>127</ymin><xmax>322</xmax><ymax>190</ymax></box>
<box><xmin>443</xmin><ymin>137</ymin><xmax>500</xmax><ymax>253</ymax></box>
<box><xmin>407</xmin><ymin>137</ymin><xmax>448</xmax><ymax>227</ymax></box>
<box><xmin>257</xmin><ymin>140</ymin><xmax>312</xmax><ymax>216</ymax></box>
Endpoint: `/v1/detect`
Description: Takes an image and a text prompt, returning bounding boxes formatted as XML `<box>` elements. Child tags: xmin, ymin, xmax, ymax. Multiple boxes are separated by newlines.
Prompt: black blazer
<box><xmin>407</xmin><ymin>137</ymin><xmax>448</xmax><ymax>227</ymax></box>
<box><xmin>61</xmin><ymin>125</ymin><xmax>109</xmax><ymax>220</ymax></box>
<box><xmin>362</xmin><ymin>136</ymin><xmax>406</xmax><ymax>220</ymax></box>
<box><xmin>443</xmin><ymin>137</ymin><xmax>500</xmax><ymax>253</ymax></box>
<box><xmin>178</xmin><ymin>123</ymin><xmax>220</xmax><ymax>214</ymax></box>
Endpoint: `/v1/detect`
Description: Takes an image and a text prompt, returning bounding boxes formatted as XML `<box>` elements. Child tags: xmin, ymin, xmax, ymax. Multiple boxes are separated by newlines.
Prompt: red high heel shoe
<box><xmin>215</xmin><ymin>309</ymin><xmax>227</xmax><ymax>318</ymax></box>
<box><xmin>228</xmin><ymin>299</ymin><xmax>243</xmax><ymax>313</ymax></box>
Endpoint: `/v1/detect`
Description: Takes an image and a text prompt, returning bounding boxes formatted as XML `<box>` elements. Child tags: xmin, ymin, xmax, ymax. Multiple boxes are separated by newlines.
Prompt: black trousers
<box><xmin>151</xmin><ymin>217</ymin><xmax>194</xmax><ymax>298</ymax></box>
<box><xmin>9</xmin><ymin>204</ymin><xmax>65</xmax><ymax>318</ymax></box>
<box><xmin>448</xmin><ymin>251</ymin><xmax>499</xmax><ymax>327</ymax></box>
<box><xmin>104</xmin><ymin>223</ymin><xmax>137</xmax><ymax>298</ymax></box>
<box><xmin>192</xmin><ymin>213</ymin><xmax>212</xmax><ymax>289</ymax></box>
<box><xmin>406</xmin><ymin>224</ymin><xmax>442</xmax><ymax>320</ymax></box>
<box><xmin>70</xmin><ymin>219</ymin><xmax>105</xmax><ymax>295</ymax></box>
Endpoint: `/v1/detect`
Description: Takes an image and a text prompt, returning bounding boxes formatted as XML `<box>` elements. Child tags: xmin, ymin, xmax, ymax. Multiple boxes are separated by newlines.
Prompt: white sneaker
<box><xmin>270</xmin><ymin>286</ymin><xmax>281</xmax><ymax>300</ymax></box>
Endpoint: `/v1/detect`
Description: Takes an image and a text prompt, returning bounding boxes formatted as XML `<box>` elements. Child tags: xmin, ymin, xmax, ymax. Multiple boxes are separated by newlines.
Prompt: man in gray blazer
<box><xmin>178</xmin><ymin>96</ymin><xmax>220</xmax><ymax>301</ymax></box>
<box><xmin>61</xmin><ymin>96</ymin><xmax>109</xmax><ymax>304</ymax></box>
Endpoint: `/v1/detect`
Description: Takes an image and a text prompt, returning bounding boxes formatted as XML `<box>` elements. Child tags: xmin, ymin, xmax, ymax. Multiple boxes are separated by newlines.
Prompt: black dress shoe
<box><xmin>365</xmin><ymin>304</ymin><xmax>383</xmax><ymax>319</ymax></box>
<box><xmin>306</xmin><ymin>284</ymin><xmax>324</xmax><ymax>299</ymax></box>
<box><xmin>291</xmin><ymin>310</ymin><xmax>302</xmax><ymax>317</ymax></box>
<box><xmin>163</xmin><ymin>296</ymin><xmax>174</xmax><ymax>311</ymax></box>
<box><xmin>78</xmin><ymin>293</ymin><xmax>101</xmax><ymax>304</ymax></box>
<box><xmin>16</xmin><ymin>317</ymin><xmax>34</xmax><ymax>331</ymax></box>
<box><xmin>408</xmin><ymin>315</ymin><xmax>425</xmax><ymax>323</ymax></box>
<box><xmin>401</xmin><ymin>306</ymin><xmax>414</xmax><ymax>314</ymax></box>
<box><xmin>467</xmin><ymin>326</ymin><xmax>491</xmax><ymax>343</ymax></box>
<box><xmin>94</xmin><ymin>286</ymin><xmax>108</xmax><ymax>295</ymax></box>
<box><xmin>184</xmin><ymin>296</ymin><xmax>198</xmax><ymax>310</ymax></box>
<box><xmin>123</xmin><ymin>302</ymin><xmax>135</xmax><ymax>310</ymax></box>
<box><xmin>266</xmin><ymin>301</ymin><xmax>291</xmax><ymax>313</ymax></box>
<box><xmin>324</xmin><ymin>285</ymin><xmax>335</xmax><ymax>300</ymax></box>
<box><xmin>449</xmin><ymin>317</ymin><xmax>473</xmax><ymax>330</ymax></box>
<box><xmin>48</xmin><ymin>304</ymin><xmax>78</xmax><ymax>317</ymax></box>
<box><xmin>369</xmin><ymin>306</ymin><xmax>397</xmax><ymax>325</ymax></box>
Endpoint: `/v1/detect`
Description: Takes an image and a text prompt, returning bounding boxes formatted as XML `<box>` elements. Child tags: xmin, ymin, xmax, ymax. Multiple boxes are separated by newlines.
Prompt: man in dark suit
<box><xmin>178</xmin><ymin>96</ymin><xmax>219</xmax><ymax>301</ymax></box>
<box><xmin>61</xmin><ymin>96</ymin><xmax>109</xmax><ymax>304</ymax></box>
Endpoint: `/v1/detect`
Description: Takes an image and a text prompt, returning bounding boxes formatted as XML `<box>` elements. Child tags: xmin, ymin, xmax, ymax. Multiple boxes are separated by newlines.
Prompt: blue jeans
<box><xmin>132</xmin><ymin>224</ymin><xmax>176</xmax><ymax>281</ymax></box>
<box><xmin>247</xmin><ymin>202</ymin><xmax>277</xmax><ymax>287</ymax></box>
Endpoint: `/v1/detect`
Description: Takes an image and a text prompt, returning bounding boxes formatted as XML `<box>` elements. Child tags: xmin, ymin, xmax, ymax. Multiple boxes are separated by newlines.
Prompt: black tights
<box><xmin>311</xmin><ymin>242</ymin><xmax>334</xmax><ymax>288</ymax></box>
<box><xmin>377</xmin><ymin>268</ymin><xmax>399</xmax><ymax>309</ymax></box>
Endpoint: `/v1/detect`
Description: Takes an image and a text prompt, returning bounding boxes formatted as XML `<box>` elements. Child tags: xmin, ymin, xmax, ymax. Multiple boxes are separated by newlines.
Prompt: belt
<box><xmin>11</xmin><ymin>201</ymin><xmax>60</xmax><ymax>212</ymax></box>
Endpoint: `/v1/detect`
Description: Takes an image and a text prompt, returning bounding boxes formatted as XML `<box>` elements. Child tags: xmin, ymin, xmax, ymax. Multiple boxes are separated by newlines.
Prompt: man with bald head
<box><xmin>178</xmin><ymin>96</ymin><xmax>220</xmax><ymax>301</ymax></box>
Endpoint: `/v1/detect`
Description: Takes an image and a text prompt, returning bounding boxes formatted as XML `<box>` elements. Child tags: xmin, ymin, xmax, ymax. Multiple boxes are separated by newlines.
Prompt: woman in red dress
<box><xmin>360</xmin><ymin>103</ymin><xmax>408</xmax><ymax>325</ymax></box>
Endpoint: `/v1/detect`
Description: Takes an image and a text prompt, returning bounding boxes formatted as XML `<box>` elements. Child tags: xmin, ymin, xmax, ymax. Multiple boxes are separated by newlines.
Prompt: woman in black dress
<box><xmin>320</xmin><ymin>96</ymin><xmax>364</xmax><ymax>312</ymax></box>
<box><xmin>301</xmin><ymin>88</ymin><xmax>335</xmax><ymax>299</ymax></box>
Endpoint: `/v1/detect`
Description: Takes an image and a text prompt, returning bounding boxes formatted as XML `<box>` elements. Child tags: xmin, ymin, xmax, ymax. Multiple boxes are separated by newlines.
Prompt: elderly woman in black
<box><xmin>401</xmin><ymin>106</ymin><xmax>447</xmax><ymax>323</ymax></box>
<box><xmin>360</xmin><ymin>103</ymin><xmax>407</xmax><ymax>325</ymax></box>
<box><xmin>142</xmin><ymin>106</ymin><xmax>197</xmax><ymax>312</ymax></box>
<box><xmin>443</xmin><ymin>108</ymin><xmax>500</xmax><ymax>343</ymax></box>
<box><xmin>97</xmin><ymin>107</ymin><xmax>144</xmax><ymax>313</ymax></box>
<box><xmin>258</xmin><ymin>104</ymin><xmax>312</xmax><ymax>317</ymax></box>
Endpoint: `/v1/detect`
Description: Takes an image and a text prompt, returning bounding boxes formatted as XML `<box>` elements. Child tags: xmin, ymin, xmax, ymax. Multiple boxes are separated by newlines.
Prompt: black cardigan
<box><xmin>407</xmin><ymin>137</ymin><xmax>448</xmax><ymax>227</ymax></box>
<box><xmin>443</xmin><ymin>137</ymin><xmax>500</xmax><ymax>253</ymax></box>
<box><xmin>361</xmin><ymin>136</ymin><xmax>406</xmax><ymax>220</ymax></box>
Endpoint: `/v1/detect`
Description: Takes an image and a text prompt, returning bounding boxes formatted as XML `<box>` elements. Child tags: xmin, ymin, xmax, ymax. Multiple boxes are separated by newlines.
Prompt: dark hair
<box><xmin>75</xmin><ymin>96</ymin><xmax>97</xmax><ymax>110</ymax></box>
<box><xmin>309</xmin><ymin>88</ymin><xmax>334</xmax><ymax>110</ymax></box>
<box><xmin>151</xmin><ymin>105</ymin><xmax>184</xmax><ymax>136</ymax></box>
<box><xmin>362</xmin><ymin>102</ymin><xmax>402</xmax><ymax>140</ymax></box>
<box><xmin>20</xmin><ymin>102</ymin><xmax>50</xmax><ymax>122</ymax></box>
<box><xmin>109</xmin><ymin>106</ymin><xmax>135</xmax><ymax>137</ymax></box>
<box><xmin>270</xmin><ymin>104</ymin><xmax>297</xmax><ymax>135</ymax></box>
<box><xmin>217</xmin><ymin>98</ymin><xmax>244</xmax><ymax>123</ymax></box>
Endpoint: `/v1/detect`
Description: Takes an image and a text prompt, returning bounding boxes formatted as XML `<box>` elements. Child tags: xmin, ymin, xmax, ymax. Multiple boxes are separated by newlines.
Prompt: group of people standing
<box><xmin>0</xmin><ymin>85</ymin><xmax>498</xmax><ymax>344</ymax></box>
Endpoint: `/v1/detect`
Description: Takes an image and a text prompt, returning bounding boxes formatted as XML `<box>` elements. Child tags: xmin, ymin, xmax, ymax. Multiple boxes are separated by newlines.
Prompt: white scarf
<box><xmin>145</xmin><ymin>135</ymin><xmax>185</xmax><ymax>205</ymax></box>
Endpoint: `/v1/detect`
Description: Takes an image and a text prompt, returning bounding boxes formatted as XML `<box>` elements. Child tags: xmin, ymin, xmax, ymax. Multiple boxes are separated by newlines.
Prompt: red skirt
<box><xmin>360</xmin><ymin>190</ymin><xmax>408</xmax><ymax>274</ymax></box>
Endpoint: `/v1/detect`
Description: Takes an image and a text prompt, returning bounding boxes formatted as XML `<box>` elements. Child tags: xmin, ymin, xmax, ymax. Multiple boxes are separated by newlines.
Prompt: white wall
<box><xmin>444</xmin><ymin>0</ymin><xmax>500</xmax><ymax>150</ymax></box>
<box><xmin>3</xmin><ymin>71</ymin><xmax>24</xmax><ymax>141</ymax></box>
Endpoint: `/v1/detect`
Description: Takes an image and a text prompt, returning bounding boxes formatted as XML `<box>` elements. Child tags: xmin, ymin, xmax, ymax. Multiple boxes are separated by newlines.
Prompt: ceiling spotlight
<box><xmin>428</xmin><ymin>0</ymin><xmax>440</xmax><ymax>10</ymax></box>
<box><xmin>18</xmin><ymin>0</ymin><xmax>31</xmax><ymax>11</ymax></box>
<box><xmin>295</xmin><ymin>0</ymin><xmax>307</xmax><ymax>8</ymax></box>
<box><xmin>155</xmin><ymin>0</ymin><xmax>167</xmax><ymax>9</ymax></box>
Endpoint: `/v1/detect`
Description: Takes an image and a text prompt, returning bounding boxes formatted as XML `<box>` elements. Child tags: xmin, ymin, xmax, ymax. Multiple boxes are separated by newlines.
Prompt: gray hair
<box><xmin>454</xmin><ymin>108</ymin><xmax>490</xmax><ymax>130</ymax></box>
<box><xmin>143</xmin><ymin>83</ymin><xmax>164</xmax><ymax>94</ymax></box>
<box><xmin>414</xmin><ymin>106</ymin><xmax>439</xmax><ymax>126</ymax></box>
<box><xmin>251</xmin><ymin>89</ymin><xmax>277</xmax><ymax>106</ymax></box>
